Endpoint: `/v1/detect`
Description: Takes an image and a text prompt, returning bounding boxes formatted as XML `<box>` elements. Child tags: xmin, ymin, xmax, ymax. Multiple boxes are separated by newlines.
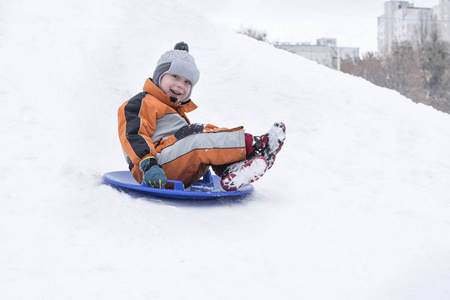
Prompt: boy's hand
<box><xmin>140</xmin><ymin>156</ymin><xmax>167</xmax><ymax>189</ymax></box>
<box><xmin>143</xmin><ymin>165</ymin><xmax>167</xmax><ymax>188</ymax></box>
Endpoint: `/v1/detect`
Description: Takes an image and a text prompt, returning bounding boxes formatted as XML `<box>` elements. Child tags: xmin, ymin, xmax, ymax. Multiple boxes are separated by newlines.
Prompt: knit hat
<box><xmin>153</xmin><ymin>42</ymin><xmax>200</xmax><ymax>102</ymax></box>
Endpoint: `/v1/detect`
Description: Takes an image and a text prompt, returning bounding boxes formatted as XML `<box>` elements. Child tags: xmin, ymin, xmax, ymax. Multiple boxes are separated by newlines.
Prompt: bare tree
<box><xmin>414</xmin><ymin>10</ymin><xmax>431</xmax><ymax>52</ymax></box>
<box><xmin>419</xmin><ymin>17</ymin><xmax>450</xmax><ymax>100</ymax></box>
<box><xmin>342</xmin><ymin>14</ymin><xmax>450</xmax><ymax>113</ymax></box>
<box><xmin>341</xmin><ymin>52</ymin><xmax>386</xmax><ymax>87</ymax></box>
<box><xmin>238</xmin><ymin>27</ymin><xmax>267</xmax><ymax>42</ymax></box>
<box><xmin>385</xmin><ymin>41</ymin><xmax>425</xmax><ymax>102</ymax></box>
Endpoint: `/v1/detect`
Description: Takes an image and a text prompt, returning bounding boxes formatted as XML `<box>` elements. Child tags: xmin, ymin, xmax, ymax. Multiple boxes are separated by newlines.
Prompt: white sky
<box><xmin>182</xmin><ymin>0</ymin><xmax>439</xmax><ymax>54</ymax></box>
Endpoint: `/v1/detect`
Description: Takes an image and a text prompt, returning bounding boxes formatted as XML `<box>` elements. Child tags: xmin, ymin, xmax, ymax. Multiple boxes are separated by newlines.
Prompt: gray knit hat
<box><xmin>153</xmin><ymin>42</ymin><xmax>200</xmax><ymax>102</ymax></box>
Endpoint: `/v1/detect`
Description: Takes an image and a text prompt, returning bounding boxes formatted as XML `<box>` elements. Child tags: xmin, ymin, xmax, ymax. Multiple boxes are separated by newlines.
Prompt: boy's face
<box><xmin>160</xmin><ymin>73</ymin><xmax>192</xmax><ymax>103</ymax></box>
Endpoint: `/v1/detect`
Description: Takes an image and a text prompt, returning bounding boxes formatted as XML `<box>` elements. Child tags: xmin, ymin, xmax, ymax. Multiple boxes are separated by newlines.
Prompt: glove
<box><xmin>140</xmin><ymin>156</ymin><xmax>167</xmax><ymax>189</ymax></box>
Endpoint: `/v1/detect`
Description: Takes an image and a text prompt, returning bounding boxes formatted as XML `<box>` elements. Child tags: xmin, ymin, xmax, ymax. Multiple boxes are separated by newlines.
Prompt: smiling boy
<box><xmin>160</xmin><ymin>74</ymin><xmax>191</xmax><ymax>102</ymax></box>
<box><xmin>118</xmin><ymin>42</ymin><xmax>286</xmax><ymax>191</ymax></box>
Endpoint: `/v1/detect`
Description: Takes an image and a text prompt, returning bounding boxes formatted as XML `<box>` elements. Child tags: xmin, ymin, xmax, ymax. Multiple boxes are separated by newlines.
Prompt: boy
<box><xmin>118</xmin><ymin>42</ymin><xmax>286</xmax><ymax>191</ymax></box>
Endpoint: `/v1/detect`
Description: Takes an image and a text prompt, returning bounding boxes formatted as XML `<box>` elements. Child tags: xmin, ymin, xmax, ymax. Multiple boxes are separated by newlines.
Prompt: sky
<box><xmin>181</xmin><ymin>0</ymin><xmax>439</xmax><ymax>54</ymax></box>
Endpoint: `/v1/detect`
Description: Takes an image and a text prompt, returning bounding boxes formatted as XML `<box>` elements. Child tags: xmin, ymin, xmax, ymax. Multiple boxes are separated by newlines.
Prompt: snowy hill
<box><xmin>1</xmin><ymin>0</ymin><xmax>450</xmax><ymax>299</ymax></box>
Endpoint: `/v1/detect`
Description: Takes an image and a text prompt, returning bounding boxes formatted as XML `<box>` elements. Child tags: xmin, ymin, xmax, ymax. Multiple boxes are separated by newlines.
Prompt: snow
<box><xmin>1</xmin><ymin>0</ymin><xmax>450</xmax><ymax>299</ymax></box>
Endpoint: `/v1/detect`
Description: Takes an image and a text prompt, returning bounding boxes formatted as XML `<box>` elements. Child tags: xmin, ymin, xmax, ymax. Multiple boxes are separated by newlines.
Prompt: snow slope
<box><xmin>1</xmin><ymin>0</ymin><xmax>450</xmax><ymax>299</ymax></box>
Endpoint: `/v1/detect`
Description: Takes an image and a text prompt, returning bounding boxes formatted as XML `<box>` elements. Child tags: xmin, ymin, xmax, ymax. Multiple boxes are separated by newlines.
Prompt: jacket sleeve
<box><xmin>118</xmin><ymin>92</ymin><xmax>157</xmax><ymax>166</ymax></box>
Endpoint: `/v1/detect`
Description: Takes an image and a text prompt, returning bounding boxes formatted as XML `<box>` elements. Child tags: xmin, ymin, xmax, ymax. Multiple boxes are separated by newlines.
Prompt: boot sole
<box><xmin>221</xmin><ymin>156</ymin><xmax>268</xmax><ymax>191</ymax></box>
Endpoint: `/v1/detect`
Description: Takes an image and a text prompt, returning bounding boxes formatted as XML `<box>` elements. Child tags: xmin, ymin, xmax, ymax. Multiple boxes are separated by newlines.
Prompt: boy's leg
<box><xmin>130</xmin><ymin>122</ymin><xmax>286</xmax><ymax>189</ymax></box>
<box><xmin>220</xmin><ymin>122</ymin><xmax>286</xmax><ymax>191</ymax></box>
<box><xmin>220</xmin><ymin>156</ymin><xmax>268</xmax><ymax>191</ymax></box>
<box><xmin>214</xmin><ymin>122</ymin><xmax>287</xmax><ymax>177</ymax></box>
<box><xmin>244</xmin><ymin>122</ymin><xmax>286</xmax><ymax>169</ymax></box>
<box><xmin>156</xmin><ymin>125</ymin><xmax>246</xmax><ymax>187</ymax></box>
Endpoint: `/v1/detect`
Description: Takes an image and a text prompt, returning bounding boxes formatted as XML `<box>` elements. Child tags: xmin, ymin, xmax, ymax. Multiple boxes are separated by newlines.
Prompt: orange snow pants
<box><xmin>130</xmin><ymin>124</ymin><xmax>246</xmax><ymax>187</ymax></box>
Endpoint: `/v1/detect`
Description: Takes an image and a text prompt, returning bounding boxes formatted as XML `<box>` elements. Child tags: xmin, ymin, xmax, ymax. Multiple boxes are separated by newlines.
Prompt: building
<box><xmin>274</xmin><ymin>38</ymin><xmax>359</xmax><ymax>70</ymax></box>
<box><xmin>438</xmin><ymin>0</ymin><xmax>450</xmax><ymax>43</ymax></box>
<box><xmin>377</xmin><ymin>1</ymin><xmax>450</xmax><ymax>55</ymax></box>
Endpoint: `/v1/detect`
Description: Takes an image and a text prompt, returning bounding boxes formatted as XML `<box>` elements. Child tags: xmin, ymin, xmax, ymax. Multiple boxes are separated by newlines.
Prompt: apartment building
<box><xmin>377</xmin><ymin>0</ymin><xmax>450</xmax><ymax>55</ymax></box>
<box><xmin>274</xmin><ymin>38</ymin><xmax>359</xmax><ymax>70</ymax></box>
<box><xmin>438</xmin><ymin>0</ymin><xmax>450</xmax><ymax>42</ymax></box>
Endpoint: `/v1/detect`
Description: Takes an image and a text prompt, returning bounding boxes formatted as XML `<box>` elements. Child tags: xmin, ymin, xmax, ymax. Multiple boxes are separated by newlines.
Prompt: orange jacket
<box><xmin>118</xmin><ymin>78</ymin><xmax>198</xmax><ymax>169</ymax></box>
<box><xmin>118</xmin><ymin>78</ymin><xmax>246</xmax><ymax>186</ymax></box>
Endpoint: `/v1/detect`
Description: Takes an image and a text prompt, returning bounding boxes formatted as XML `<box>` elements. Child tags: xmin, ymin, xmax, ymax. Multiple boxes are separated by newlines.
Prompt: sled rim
<box><xmin>102</xmin><ymin>170</ymin><xmax>254</xmax><ymax>200</ymax></box>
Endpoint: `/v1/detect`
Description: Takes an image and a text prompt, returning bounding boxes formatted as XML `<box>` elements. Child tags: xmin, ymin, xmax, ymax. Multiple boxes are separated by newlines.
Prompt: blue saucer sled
<box><xmin>102</xmin><ymin>169</ymin><xmax>254</xmax><ymax>200</ymax></box>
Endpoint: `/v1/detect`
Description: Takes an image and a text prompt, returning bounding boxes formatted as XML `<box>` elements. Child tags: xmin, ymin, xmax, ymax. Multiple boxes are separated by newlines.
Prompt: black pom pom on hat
<box><xmin>174</xmin><ymin>41</ymin><xmax>189</xmax><ymax>52</ymax></box>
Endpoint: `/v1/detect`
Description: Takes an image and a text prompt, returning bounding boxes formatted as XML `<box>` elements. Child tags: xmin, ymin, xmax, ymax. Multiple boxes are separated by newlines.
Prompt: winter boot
<box><xmin>246</xmin><ymin>122</ymin><xmax>286</xmax><ymax>169</ymax></box>
<box><xmin>220</xmin><ymin>156</ymin><xmax>268</xmax><ymax>191</ymax></box>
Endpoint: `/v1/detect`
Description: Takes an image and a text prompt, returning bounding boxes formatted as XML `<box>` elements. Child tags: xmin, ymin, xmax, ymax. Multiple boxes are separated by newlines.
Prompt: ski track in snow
<box><xmin>1</xmin><ymin>0</ymin><xmax>450</xmax><ymax>299</ymax></box>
